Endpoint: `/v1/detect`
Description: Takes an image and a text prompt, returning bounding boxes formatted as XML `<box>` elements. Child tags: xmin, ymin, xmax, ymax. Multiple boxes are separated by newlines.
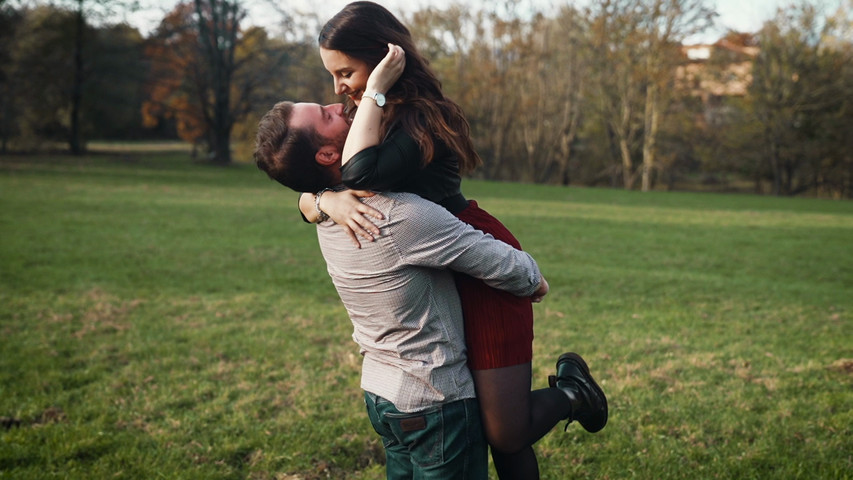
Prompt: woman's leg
<box><xmin>455</xmin><ymin>203</ymin><xmax>608</xmax><ymax>477</ymax></box>
<box><xmin>472</xmin><ymin>364</ymin><xmax>571</xmax><ymax>480</ymax></box>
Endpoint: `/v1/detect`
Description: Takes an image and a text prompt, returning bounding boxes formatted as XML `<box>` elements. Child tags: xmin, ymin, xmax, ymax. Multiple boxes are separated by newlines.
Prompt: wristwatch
<box><xmin>362</xmin><ymin>91</ymin><xmax>386</xmax><ymax>107</ymax></box>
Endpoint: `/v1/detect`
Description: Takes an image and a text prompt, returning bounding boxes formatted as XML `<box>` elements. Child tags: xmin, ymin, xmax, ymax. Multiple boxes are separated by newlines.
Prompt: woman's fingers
<box><xmin>342</xmin><ymin>225</ymin><xmax>363</xmax><ymax>249</ymax></box>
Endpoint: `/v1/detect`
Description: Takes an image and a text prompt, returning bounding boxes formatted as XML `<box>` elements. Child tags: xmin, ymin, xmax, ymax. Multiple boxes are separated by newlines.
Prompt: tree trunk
<box><xmin>69</xmin><ymin>0</ymin><xmax>85</xmax><ymax>155</ymax></box>
<box><xmin>194</xmin><ymin>0</ymin><xmax>241</xmax><ymax>165</ymax></box>
<box><xmin>642</xmin><ymin>82</ymin><xmax>660</xmax><ymax>192</ymax></box>
<box><xmin>210</xmin><ymin>124</ymin><xmax>231</xmax><ymax>164</ymax></box>
<box><xmin>769</xmin><ymin>134</ymin><xmax>782</xmax><ymax>196</ymax></box>
<box><xmin>556</xmin><ymin>128</ymin><xmax>575</xmax><ymax>186</ymax></box>
<box><xmin>620</xmin><ymin>136</ymin><xmax>634</xmax><ymax>189</ymax></box>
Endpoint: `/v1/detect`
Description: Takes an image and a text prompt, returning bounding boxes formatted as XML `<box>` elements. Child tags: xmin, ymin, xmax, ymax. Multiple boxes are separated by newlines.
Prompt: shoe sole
<box><xmin>557</xmin><ymin>352</ymin><xmax>608</xmax><ymax>433</ymax></box>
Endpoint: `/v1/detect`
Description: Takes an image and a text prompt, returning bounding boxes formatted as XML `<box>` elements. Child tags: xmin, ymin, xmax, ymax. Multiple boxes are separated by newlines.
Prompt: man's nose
<box><xmin>324</xmin><ymin>103</ymin><xmax>344</xmax><ymax>117</ymax></box>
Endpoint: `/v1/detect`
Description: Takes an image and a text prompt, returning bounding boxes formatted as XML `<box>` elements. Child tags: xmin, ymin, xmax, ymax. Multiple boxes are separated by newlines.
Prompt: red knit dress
<box><xmin>455</xmin><ymin>200</ymin><xmax>534</xmax><ymax>370</ymax></box>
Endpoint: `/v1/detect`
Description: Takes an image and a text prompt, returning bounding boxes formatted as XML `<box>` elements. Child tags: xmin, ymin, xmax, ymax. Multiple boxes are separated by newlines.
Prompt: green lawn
<box><xmin>1</xmin><ymin>151</ymin><xmax>851</xmax><ymax>479</ymax></box>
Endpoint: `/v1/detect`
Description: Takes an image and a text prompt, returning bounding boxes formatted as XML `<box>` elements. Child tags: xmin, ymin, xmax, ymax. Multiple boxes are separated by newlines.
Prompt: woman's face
<box><xmin>320</xmin><ymin>47</ymin><xmax>372</xmax><ymax>107</ymax></box>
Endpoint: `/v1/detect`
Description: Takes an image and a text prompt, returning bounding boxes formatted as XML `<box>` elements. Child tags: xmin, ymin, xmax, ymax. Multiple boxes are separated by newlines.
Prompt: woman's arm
<box><xmin>341</xmin><ymin>44</ymin><xmax>406</xmax><ymax>165</ymax></box>
<box><xmin>293</xmin><ymin>45</ymin><xmax>404</xmax><ymax>246</ymax></box>
<box><xmin>340</xmin><ymin>129</ymin><xmax>421</xmax><ymax>191</ymax></box>
<box><xmin>339</xmin><ymin>45</ymin><xmax>424</xmax><ymax>191</ymax></box>
<box><xmin>298</xmin><ymin>192</ymin><xmax>321</xmax><ymax>223</ymax></box>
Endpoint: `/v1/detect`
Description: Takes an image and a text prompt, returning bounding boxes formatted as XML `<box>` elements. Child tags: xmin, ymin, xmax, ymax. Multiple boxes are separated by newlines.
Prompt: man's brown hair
<box><xmin>254</xmin><ymin>101</ymin><xmax>339</xmax><ymax>193</ymax></box>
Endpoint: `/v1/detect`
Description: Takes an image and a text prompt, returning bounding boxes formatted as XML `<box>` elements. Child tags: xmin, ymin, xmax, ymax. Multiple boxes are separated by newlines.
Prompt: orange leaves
<box><xmin>142</xmin><ymin>2</ymin><xmax>207</xmax><ymax>144</ymax></box>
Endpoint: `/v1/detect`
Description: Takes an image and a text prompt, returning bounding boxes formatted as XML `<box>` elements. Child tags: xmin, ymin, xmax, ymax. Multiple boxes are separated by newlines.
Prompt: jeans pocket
<box><xmin>385</xmin><ymin>405</ymin><xmax>443</xmax><ymax>468</ymax></box>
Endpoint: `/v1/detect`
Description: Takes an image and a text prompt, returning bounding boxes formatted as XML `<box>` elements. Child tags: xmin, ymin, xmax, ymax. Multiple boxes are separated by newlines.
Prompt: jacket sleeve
<box><xmin>340</xmin><ymin>128</ymin><xmax>422</xmax><ymax>191</ymax></box>
<box><xmin>389</xmin><ymin>195</ymin><xmax>541</xmax><ymax>297</ymax></box>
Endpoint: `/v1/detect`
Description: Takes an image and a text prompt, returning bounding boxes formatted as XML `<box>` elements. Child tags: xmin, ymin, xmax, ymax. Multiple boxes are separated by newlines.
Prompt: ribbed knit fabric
<box><xmin>455</xmin><ymin>201</ymin><xmax>535</xmax><ymax>370</ymax></box>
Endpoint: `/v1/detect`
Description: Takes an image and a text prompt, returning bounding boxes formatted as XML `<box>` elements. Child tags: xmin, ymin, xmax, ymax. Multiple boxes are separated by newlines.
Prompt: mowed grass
<box><xmin>1</xmin><ymin>151</ymin><xmax>851</xmax><ymax>479</ymax></box>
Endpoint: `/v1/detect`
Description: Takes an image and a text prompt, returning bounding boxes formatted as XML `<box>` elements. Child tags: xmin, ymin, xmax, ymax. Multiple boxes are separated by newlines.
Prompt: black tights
<box><xmin>472</xmin><ymin>364</ymin><xmax>572</xmax><ymax>480</ymax></box>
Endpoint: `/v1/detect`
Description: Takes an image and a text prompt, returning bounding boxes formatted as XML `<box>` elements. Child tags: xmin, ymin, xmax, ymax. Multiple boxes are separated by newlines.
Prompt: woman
<box><xmin>298</xmin><ymin>3</ymin><xmax>607</xmax><ymax>478</ymax></box>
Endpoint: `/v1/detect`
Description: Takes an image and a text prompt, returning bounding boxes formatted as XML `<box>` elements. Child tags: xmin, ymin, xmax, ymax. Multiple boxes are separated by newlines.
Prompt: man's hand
<box><xmin>531</xmin><ymin>275</ymin><xmax>549</xmax><ymax>303</ymax></box>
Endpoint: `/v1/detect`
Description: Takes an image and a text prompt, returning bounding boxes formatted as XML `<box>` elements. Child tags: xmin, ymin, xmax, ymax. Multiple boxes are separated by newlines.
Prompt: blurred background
<box><xmin>1</xmin><ymin>0</ymin><xmax>851</xmax><ymax>197</ymax></box>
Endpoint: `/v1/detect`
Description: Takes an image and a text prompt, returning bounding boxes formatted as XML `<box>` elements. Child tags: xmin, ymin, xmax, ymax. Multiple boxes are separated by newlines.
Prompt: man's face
<box><xmin>290</xmin><ymin>102</ymin><xmax>351</xmax><ymax>153</ymax></box>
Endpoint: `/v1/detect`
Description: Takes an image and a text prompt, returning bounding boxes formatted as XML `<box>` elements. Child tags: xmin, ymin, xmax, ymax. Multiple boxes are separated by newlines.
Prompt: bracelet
<box><xmin>315</xmin><ymin>188</ymin><xmax>333</xmax><ymax>223</ymax></box>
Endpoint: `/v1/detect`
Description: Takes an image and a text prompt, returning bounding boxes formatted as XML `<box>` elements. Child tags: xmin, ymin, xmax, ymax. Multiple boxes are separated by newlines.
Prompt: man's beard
<box><xmin>330</xmin><ymin>127</ymin><xmax>350</xmax><ymax>153</ymax></box>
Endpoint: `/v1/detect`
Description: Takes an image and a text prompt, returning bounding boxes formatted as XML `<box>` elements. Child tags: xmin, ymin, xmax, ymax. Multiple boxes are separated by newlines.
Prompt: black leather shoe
<box><xmin>550</xmin><ymin>352</ymin><xmax>608</xmax><ymax>433</ymax></box>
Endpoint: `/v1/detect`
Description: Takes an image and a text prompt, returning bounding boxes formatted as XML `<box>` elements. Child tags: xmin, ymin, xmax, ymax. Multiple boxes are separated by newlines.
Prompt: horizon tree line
<box><xmin>1</xmin><ymin>0</ymin><xmax>850</xmax><ymax>197</ymax></box>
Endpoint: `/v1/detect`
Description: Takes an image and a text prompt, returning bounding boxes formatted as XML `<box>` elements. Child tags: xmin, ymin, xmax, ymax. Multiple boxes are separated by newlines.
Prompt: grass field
<box><xmin>1</xmin><ymin>150</ymin><xmax>851</xmax><ymax>479</ymax></box>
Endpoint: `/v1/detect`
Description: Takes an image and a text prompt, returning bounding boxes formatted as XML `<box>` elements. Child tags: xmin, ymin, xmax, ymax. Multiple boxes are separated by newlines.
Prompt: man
<box><xmin>254</xmin><ymin>101</ymin><xmax>605</xmax><ymax>479</ymax></box>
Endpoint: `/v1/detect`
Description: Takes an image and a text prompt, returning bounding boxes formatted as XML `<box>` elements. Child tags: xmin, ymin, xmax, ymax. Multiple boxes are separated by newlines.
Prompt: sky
<box><xmin>124</xmin><ymin>0</ymin><xmax>844</xmax><ymax>43</ymax></box>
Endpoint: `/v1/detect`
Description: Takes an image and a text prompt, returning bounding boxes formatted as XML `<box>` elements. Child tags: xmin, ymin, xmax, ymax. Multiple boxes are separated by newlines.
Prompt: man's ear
<box><xmin>315</xmin><ymin>145</ymin><xmax>341</xmax><ymax>166</ymax></box>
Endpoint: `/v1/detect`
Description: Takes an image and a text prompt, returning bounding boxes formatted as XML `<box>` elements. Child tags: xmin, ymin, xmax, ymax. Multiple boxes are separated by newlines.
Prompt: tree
<box><xmin>143</xmin><ymin>3</ymin><xmax>207</xmax><ymax>151</ymax></box>
<box><xmin>818</xmin><ymin>1</ymin><xmax>853</xmax><ymax>197</ymax></box>
<box><xmin>144</xmin><ymin>0</ymin><xmax>304</xmax><ymax>164</ymax></box>
<box><xmin>461</xmin><ymin>8</ymin><xmax>524</xmax><ymax>181</ymax></box>
<box><xmin>144</xmin><ymin>0</ymin><xmax>248</xmax><ymax>163</ymax></box>
<box><xmin>1</xmin><ymin>1</ymin><xmax>145</xmax><ymax>152</ymax></box>
<box><xmin>231</xmin><ymin>27</ymin><xmax>330</xmax><ymax>161</ymax></box>
<box><xmin>143</xmin><ymin>0</ymin><xmax>248</xmax><ymax>164</ymax></box>
<box><xmin>406</xmin><ymin>5</ymin><xmax>510</xmax><ymax>179</ymax></box>
<box><xmin>749</xmin><ymin>3</ymin><xmax>846</xmax><ymax>195</ymax></box>
<box><xmin>192</xmin><ymin>0</ymin><xmax>245</xmax><ymax>164</ymax></box>
<box><xmin>0</xmin><ymin>4</ymin><xmax>23</xmax><ymax>153</ymax></box>
<box><xmin>86</xmin><ymin>24</ymin><xmax>148</xmax><ymax>139</ymax></box>
<box><xmin>5</xmin><ymin>6</ymin><xmax>84</xmax><ymax>150</ymax></box>
<box><xmin>586</xmin><ymin>0</ymin><xmax>646</xmax><ymax>189</ymax></box>
<box><xmin>586</xmin><ymin>0</ymin><xmax>713</xmax><ymax>190</ymax></box>
<box><xmin>406</xmin><ymin>2</ymin><xmax>590</xmax><ymax>184</ymax></box>
<box><xmin>637</xmin><ymin>0</ymin><xmax>714</xmax><ymax>191</ymax></box>
<box><xmin>522</xmin><ymin>7</ymin><xmax>589</xmax><ymax>186</ymax></box>
<box><xmin>50</xmin><ymin>0</ymin><xmax>137</xmax><ymax>153</ymax></box>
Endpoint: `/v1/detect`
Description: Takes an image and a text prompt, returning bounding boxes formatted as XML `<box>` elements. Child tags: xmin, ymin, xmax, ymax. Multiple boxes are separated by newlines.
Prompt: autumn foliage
<box><xmin>142</xmin><ymin>3</ymin><xmax>211</xmax><ymax>152</ymax></box>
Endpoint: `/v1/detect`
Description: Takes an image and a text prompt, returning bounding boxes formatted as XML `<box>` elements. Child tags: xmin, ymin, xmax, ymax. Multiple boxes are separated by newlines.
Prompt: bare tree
<box><xmin>750</xmin><ymin>3</ymin><xmax>850</xmax><ymax>195</ymax></box>
<box><xmin>192</xmin><ymin>0</ymin><xmax>245</xmax><ymax>164</ymax></box>
<box><xmin>44</xmin><ymin>0</ymin><xmax>137</xmax><ymax>154</ymax></box>
<box><xmin>586</xmin><ymin>0</ymin><xmax>646</xmax><ymax>189</ymax></box>
<box><xmin>586</xmin><ymin>0</ymin><xmax>713</xmax><ymax>190</ymax></box>
<box><xmin>638</xmin><ymin>0</ymin><xmax>714</xmax><ymax>190</ymax></box>
<box><xmin>523</xmin><ymin>7</ymin><xmax>588</xmax><ymax>185</ymax></box>
<box><xmin>144</xmin><ymin>0</ymin><xmax>293</xmax><ymax>165</ymax></box>
<box><xmin>406</xmin><ymin>5</ymin><xmax>518</xmax><ymax>180</ymax></box>
<box><xmin>0</xmin><ymin>5</ymin><xmax>23</xmax><ymax>153</ymax></box>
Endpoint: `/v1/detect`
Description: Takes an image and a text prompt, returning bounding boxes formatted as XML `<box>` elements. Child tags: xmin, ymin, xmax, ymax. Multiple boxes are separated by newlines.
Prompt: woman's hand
<box><xmin>366</xmin><ymin>44</ymin><xmax>405</xmax><ymax>95</ymax></box>
<box><xmin>319</xmin><ymin>189</ymin><xmax>384</xmax><ymax>248</ymax></box>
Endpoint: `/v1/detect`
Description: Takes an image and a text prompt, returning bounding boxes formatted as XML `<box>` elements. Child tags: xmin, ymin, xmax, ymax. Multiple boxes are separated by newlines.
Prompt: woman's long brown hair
<box><xmin>319</xmin><ymin>1</ymin><xmax>482</xmax><ymax>174</ymax></box>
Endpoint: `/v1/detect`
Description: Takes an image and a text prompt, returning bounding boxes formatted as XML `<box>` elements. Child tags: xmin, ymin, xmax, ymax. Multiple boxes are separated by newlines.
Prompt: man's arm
<box><xmin>389</xmin><ymin>194</ymin><xmax>543</xmax><ymax>297</ymax></box>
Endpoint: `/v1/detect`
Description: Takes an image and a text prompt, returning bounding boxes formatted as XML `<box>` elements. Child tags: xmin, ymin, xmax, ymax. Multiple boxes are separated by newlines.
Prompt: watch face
<box><xmin>374</xmin><ymin>93</ymin><xmax>386</xmax><ymax>107</ymax></box>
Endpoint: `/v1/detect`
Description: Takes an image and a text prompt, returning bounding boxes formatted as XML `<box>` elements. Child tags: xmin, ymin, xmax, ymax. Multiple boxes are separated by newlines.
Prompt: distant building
<box><xmin>677</xmin><ymin>39</ymin><xmax>759</xmax><ymax>102</ymax></box>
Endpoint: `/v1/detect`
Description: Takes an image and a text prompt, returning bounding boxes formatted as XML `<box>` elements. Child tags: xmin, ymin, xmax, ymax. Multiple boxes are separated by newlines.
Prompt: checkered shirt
<box><xmin>316</xmin><ymin>192</ymin><xmax>541</xmax><ymax>412</ymax></box>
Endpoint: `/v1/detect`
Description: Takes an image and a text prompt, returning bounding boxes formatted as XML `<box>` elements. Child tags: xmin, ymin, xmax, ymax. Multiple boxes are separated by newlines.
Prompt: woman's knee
<box><xmin>483</xmin><ymin>426</ymin><xmax>528</xmax><ymax>454</ymax></box>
